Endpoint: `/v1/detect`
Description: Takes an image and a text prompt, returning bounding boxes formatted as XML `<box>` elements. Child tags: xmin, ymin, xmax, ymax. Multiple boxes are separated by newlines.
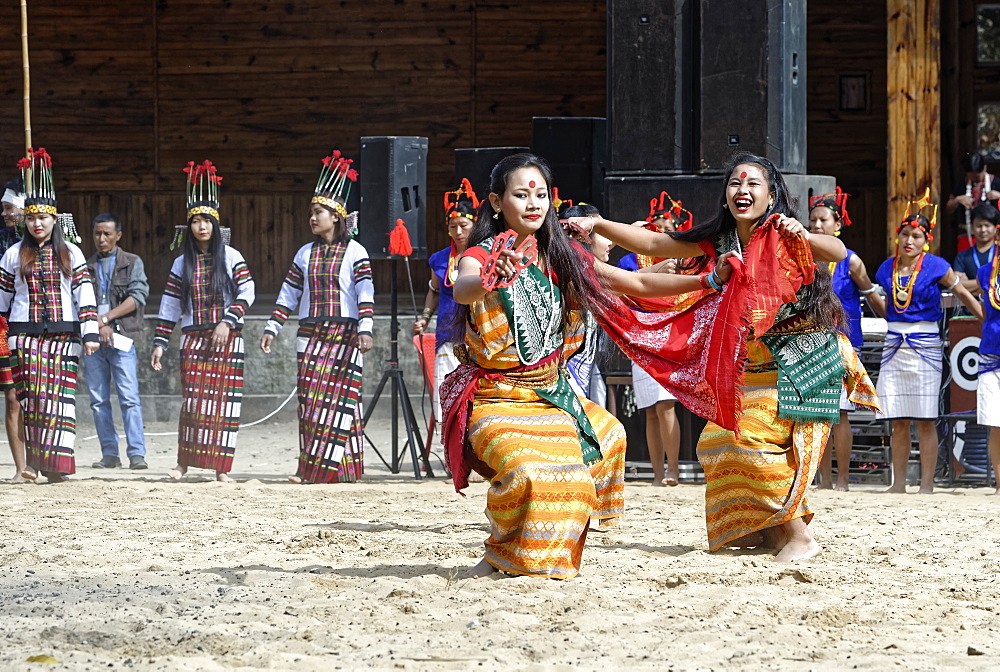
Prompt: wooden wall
<box><xmin>0</xmin><ymin>0</ymin><xmax>606</xmax><ymax>296</ymax></box>
<box><xmin>806</xmin><ymin>2</ymin><xmax>890</xmax><ymax>272</ymax></box>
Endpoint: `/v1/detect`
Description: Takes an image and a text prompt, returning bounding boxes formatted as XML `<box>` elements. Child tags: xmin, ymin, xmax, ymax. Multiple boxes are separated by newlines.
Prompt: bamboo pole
<box><xmin>20</xmin><ymin>0</ymin><xmax>31</xmax><ymax>156</ymax></box>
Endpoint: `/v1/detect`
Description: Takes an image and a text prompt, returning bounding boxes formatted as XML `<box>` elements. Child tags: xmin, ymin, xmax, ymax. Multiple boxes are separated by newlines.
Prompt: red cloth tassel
<box><xmin>388</xmin><ymin>218</ymin><xmax>413</xmax><ymax>256</ymax></box>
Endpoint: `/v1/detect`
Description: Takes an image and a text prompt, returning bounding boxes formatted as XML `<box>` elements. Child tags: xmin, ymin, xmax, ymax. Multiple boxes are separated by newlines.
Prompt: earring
<box><xmin>493</xmin><ymin>210</ymin><xmax>500</xmax><ymax>220</ymax></box>
<box><xmin>923</xmin><ymin>244</ymin><xmax>930</xmax><ymax>252</ymax></box>
<box><xmin>722</xmin><ymin>203</ymin><xmax>728</xmax><ymax>209</ymax></box>
<box><xmin>894</xmin><ymin>237</ymin><xmax>899</xmax><ymax>245</ymax></box>
<box><xmin>834</xmin><ymin>230</ymin><xmax>841</xmax><ymax>237</ymax></box>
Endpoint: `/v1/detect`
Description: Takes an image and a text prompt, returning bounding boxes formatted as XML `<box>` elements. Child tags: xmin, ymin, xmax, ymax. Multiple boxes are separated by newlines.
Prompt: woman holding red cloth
<box><xmin>572</xmin><ymin>152</ymin><xmax>880</xmax><ymax>562</ymax></box>
<box><xmin>443</xmin><ymin>153</ymin><xmax>737</xmax><ymax>579</ymax></box>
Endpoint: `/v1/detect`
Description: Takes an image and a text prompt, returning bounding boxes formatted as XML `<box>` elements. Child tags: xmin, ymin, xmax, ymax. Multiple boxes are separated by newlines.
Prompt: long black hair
<box><xmin>454</xmin><ymin>153</ymin><xmax>605</xmax><ymax>332</ymax></box>
<box><xmin>674</xmin><ymin>152</ymin><xmax>797</xmax><ymax>272</ymax></box>
<box><xmin>180</xmin><ymin>216</ymin><xmax>236</xmax><ymax>313</ymax></box>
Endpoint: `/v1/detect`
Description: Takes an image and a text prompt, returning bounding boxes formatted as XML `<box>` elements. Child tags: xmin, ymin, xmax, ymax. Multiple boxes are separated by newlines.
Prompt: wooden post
<box><xmin>887</xmin><ymin>0</ymin><xmax>941</xmax><ymax>253</ymax></box>
<box><xmin>21</xmin><ymin>0</ymin><xmax>31</xmax><ymax>158</ymax></box>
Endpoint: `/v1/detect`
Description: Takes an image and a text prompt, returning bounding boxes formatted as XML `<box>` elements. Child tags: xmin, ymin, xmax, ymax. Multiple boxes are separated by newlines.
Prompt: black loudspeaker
<box><xmin>359</xmin><ymin>136</ymin><xmax>428</xmax><ymax>259</ymax></box>
<box><xmin>454</xmin><ymin>147</ymin><xmax>530</xmax><ymax>201</ymax></box>
<box><xmin>531</xmin><ymin>117</ymin><xmax>607</xmax><ymax>210</ymax></box>
<box><xmin>699</xmin><ymin>0</ymin><xmax>806</xmax><ymax>173</ymax></box>
<box><xmin>607</xmin><ymin>0</ymin><xmax>694</xmax><ymax>173</ymax></box>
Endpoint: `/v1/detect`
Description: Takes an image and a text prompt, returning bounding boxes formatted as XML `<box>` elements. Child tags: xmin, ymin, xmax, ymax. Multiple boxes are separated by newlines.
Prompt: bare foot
<box><xmin>917</xmin><ymin>484</ymin><xmax>934</xmax><ymax>495</ymax></box>
<box><xmin>992</xmin><ymin>488</ymin><xmax>1000</xmax><ymax>496</ymax></box>
<box><xmin>651</xmin><ymin>476</ymin><xmax>667</xmax><ymax>487</ymax></box>
<box><xmin>20</xmin><ymin>468</ymin><xmax>37</xmax><ymax>481</ymax></box>
<box><xmin>663</xmin><ymin>470</ymin><xmax>679</xmax><ymax>487</ymax></box>
<box><xmin>10</xmin><ymin>470</ymin><xmax>29</xmax><ymax>484</ymax></box>
<box><xmin>761</xmin><ymin>526</ymin><xmax>788</xmax><ymax>551</ymax></box>
<box><xmin>834</xmin><ymin>480</ymin><xmax>849</xmax><ymax>492</ymax></box>
<box><xmin>288</xmin><ymin>475</ymin><xmax>302</xmax><ymax>484</ymax></box>
<box><xmin>884</xmin><ymin>484</ymin><xmax>906</xmax><ymax>494</ymax></box>
<box><xmin>774</xmin><ymin>537</ymin><xmax>820</xmax><ymax>562</ymax></box>
<box><xmin>460</xmin><ymin>558</ymin><xmax>499</xmax><ymax>579</ymax></box>
<box><xmin>45</xmin><ymin>472</ymin><xmax>67</xmax><ymax>484</ymax></box>
<box><xmin>216</xmin><ymin>472</ymin><xmax>235</xmax><ymax>483</ymax></box>
<box><xmin>817</xmin><ymin>481</ymin><xmax>833</xmax><ymax>490</ymax></box>
<box><xmin>728</xmin><ymin>532</ymin><xmax>764</xmax><ymax>548</ymax></box>
<box><xmin>167</xmin><ymin>465</ymin><xmax>187</xmax><ymax>481</ymax></box>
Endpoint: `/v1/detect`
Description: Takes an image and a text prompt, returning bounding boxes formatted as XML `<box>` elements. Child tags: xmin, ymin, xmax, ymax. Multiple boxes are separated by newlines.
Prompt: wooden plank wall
<box><xmin>886</xmin><ymin>0</ymin><xmax>941</xmax><ymax>253</ymax></box>
<box><xmin>0</xmin><ymin>0</ymin><xmax>606</xmax><ymax>297</ymax></box>
<box><xmin>806</xmin><ymin>2</ymin><xmax>890</xmax><ymax>272</ymax></box>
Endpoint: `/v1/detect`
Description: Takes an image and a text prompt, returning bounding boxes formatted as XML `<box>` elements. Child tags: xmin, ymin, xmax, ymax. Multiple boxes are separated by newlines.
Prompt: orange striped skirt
<box><xmin>467</xmin><ymin>379</ymin><xmax>626</xmax><ymax>579</ymax></box>
<box><xmin>696</xmin><ymin>366</ymin><xmax>830</xmax><ymax>551</ymax></box>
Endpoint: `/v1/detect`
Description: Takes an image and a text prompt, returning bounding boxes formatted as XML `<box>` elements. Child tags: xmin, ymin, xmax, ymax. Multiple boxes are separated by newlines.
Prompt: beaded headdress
<box><xmin>17</xmin><ymin>148</ymin><xmax>80</xmax><ymax>242</ymax></box>
<box><xmin>171</xmin><ymin>160</ymin><xmax>225</xmax><ymax>250</ymax></box>
<box><xmin>809</xmin><ymin>186</ymin><xmax>853</xmax><ymax>227</ymax></box>
<box><xmin>646</xmin><ymin>191</ymin><xmax>693</xmax><ymax>231</ymax></box>
<box><xmin>896</xmin><ymin>187</ymin><xmax>937</xmax><ymax>247</ymax></box>
<box><xmin>443</xmin><ymin>178</ymin><xmax>480</xmax><ymax>221</ymax></box>
<box><xmin>312</xmin><ymin>150</ymin><xmax>359</xmax><ymax>236</ymax></box>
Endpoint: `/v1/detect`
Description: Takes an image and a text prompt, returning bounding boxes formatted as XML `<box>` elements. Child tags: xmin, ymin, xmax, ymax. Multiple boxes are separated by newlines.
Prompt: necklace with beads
<box><xmin>444</xmin><ymin>242</ymin><xmax>459</xmax><ymax>287</ymax></box>
<box><xmin>892</xmin><ymin>252</ymin><xmax>925</xmax><ymax>312</ymax></box>
<box><xmin>989</xmin><ymin>243</ymin><xmax>1000</xmax><ymax>311</ymax></box>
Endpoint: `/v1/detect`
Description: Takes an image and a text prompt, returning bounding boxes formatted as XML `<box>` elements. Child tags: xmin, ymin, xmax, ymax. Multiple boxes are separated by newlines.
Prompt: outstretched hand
<box><xmin>714</xmin><ymin>250</ymin><xmax>741</xmax><ymax>283</ymax></box>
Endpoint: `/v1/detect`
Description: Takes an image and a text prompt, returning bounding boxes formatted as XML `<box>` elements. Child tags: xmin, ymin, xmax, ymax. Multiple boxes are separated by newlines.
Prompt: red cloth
<box><xmin>591</xmin><ymin>216</ymin><xmax>816</xmax><ymax>432</ymax></box>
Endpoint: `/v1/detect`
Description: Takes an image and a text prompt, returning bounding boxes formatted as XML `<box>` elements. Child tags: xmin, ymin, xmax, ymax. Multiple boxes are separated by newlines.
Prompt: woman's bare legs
<box><xmin>646</xmin><ymin>401</ymin><xmax>680</xmax><ymax>486</ymax></box>
<box><xmin>989</xmin><ymin>428</ymin><xmax>1000</xmax><ymax>496</ymax></box>
<box><xmin>6</xmin><ymin>387</ymin><xmax>28</xmax><ymax>482</ymax></box>
<box><xmin>887</xmin><ymin>418</ymin><xmax>911</xmax><ymax>493</ymax></box>
<box><xmin>915</xmin><ymin>419</ymin><xmax>938</xmax><ymax>494</ymax></box>
<box><xmin>819</xmin><ymin>411</ymin><xmax>852</xmax><ymax>491</ymax></box>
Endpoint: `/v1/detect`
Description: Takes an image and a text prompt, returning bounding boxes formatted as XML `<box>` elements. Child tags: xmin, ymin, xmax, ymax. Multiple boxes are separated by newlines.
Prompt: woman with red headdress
<box><xmin>151</xmin><ymin>161</ymin><xmax>256</xmax><ymax>483</ymax></box>
<box><xmin>413</xmin><ymin>180</ymin><xmax>478</xmax><ymax>430</ymax></box>
<box><xmin>874</xmin><ymin>191</ymin><xmax>983</xmax><ymax>494</ymax></box>
<box><xmin>808</xmin><ymin>188</ymin><xmax>886</xmax><ymax>491</ymax></box>
<box><xmin>260</xmin><ymin>150</ymin><xmax>372</xmax><ymax>484</ymax></box>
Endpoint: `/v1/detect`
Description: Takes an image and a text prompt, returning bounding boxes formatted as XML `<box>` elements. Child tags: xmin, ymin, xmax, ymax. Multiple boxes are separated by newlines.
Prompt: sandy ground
<box><xmin>1</xmin><ymin>416</ymin><xmax>998</xmax><ymax>672</ymax></box>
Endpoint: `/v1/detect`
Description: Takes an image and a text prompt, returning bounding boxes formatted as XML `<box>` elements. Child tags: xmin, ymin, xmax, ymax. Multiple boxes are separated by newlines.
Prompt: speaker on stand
<box><xmin>358</xmin><ymin>136</ymin><xmax>434</xmax><ymax>479</ymax></box>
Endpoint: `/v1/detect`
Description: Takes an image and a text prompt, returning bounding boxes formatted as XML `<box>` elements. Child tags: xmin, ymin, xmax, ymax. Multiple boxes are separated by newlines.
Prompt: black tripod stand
<box><xmin>362</xmin><ymin>257</ymin><xmax>435</xmax><ymax>478</ymax></box>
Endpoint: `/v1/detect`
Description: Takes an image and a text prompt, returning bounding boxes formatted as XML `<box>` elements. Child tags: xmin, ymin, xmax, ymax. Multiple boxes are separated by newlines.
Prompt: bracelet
<box><xmin>859</xmin><ymin>286</ymin><xmax>877</xmax><ymax>295</ymax></box>
<box><xmin>946</xmin><ymin>278</ymin><xmax>961</xmax><ymax>291</ymax></box>
<box><xmin>420</xmin><ymin>308</ymin><xmax>434</xmax><ymax>320</ymax></box>
<box><xmin>428</xmin><ymin>279</ymin><xmax>440</xmax><ymax>294</ymax></box>
<box><xmin>699</xmin><ymin>273</ymin><xmax>711</xmax><ymax>290</ymax></box>
<box><xmin>706</xmin><ymin>269</ymin><xmax>723</xmax><ymax>292</ymax></box>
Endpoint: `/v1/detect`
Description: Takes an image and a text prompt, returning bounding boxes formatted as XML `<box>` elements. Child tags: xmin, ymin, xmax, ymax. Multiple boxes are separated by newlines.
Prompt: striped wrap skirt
<box><xmin>12</xmin><ymin>332</ymin><xmax>82</xmax><ymax>475</ymax></box>
<box><xmin>177</xmin><ymin>328</ymin><xmax>244</xmax><ymax>473</ymax></box>
<box><xmin>294</xmin><ymin>320</ymin><xmax>364</xmax><ymax>483</ymax></box>
<box><xmin>467</xmin><ymin>376</ymin><xmax>626</xmax><ymax>579</ymax></box>
<box><xmin>876</xmin><ymin>322</ymin><xmax>942</xmax><ymax>420</ymax></box>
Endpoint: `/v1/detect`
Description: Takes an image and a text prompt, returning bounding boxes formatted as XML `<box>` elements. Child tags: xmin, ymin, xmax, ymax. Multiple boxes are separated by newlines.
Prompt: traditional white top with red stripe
<box><xmin>153</xmin><ymin>245</ymin><xmax>255</xmax><ymax>349</ymax></box>
<box><xmin>0</xmin><ymin>240</ymin><xmax>99</xmax><ymax>342</ymax></box>
<box><xmin>265</xmin><ymin>239</ymin><xmax>374</xmax><ymax>336</ymax></box>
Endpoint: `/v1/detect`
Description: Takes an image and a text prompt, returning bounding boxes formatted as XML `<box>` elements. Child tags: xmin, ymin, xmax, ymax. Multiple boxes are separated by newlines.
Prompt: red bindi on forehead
<box><xmin>528</xmin><ymin>180</ymin><xmax>536</xmax><ymax>188</ymax></box>
<box><xmin>740</xmin><ymin>171</ymin><xmax>747</xmax><ymax>179</ymax></box>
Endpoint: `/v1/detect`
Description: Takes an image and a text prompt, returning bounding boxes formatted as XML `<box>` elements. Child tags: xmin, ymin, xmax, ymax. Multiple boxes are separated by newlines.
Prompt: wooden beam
<box><xmin>887</xmin><ymin>0</ymin><xmax>941</xmax><ymax>254</ymax></box>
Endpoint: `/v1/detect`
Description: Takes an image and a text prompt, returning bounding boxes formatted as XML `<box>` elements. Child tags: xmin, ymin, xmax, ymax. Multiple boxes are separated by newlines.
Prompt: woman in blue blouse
<box><xmin>809</xmin><ymin>190</ymin><xmax>886</xmax><ymax>491</ymax></box>
<box><xmin>874</xmin><ymin>207</ymin><xmax>983</xmax><ymax>494</ymax></box>
<box><xmin>977</xmin><ymin>245</ymin><xmax>1000</xmax><ymax>495</ymax></box>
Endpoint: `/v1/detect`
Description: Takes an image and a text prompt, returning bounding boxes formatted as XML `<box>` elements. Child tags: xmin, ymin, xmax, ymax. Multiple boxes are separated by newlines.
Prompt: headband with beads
<box><xmin>809</xmin><ymin>186</ymin><xmax>853</xmax><ymax>227</ymax></box>
<box><xmin>443</xmin><ymin>178</ymin><xmax>480</xmax><ymax>222</ymax></box>
<box><xmin>646</xmin><ymin>191</ymin><xmax>693</xmax><ymax>231</ymax></box>
<box><xmin>16</xmin><ymin>148</ymin><xmax>81</xmax><ymax>243</ymax></box>
<box><xmin>896</xmin><ymin>187</ymin><xmax>937</xmax><ymax>243</ymax></box>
